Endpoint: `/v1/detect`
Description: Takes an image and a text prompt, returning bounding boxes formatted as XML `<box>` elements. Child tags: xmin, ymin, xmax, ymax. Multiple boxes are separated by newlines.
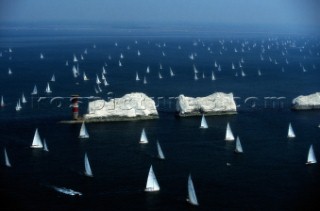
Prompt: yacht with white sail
<box><xmin>187</xmin><ymin>174</ymin><xmax>199</xmax><ymax>206</ymax></box>
<box><xmin>31</xmin><ymin>85</ymin><xmax>38</xmax><ymax>95</ymax></box>
<box><xmin>225</xmin><ymin>122</ymin><xmax>235</xmax><ymax>141</ymax></box>
<box><xmin>140</xmin><ymin>128</ymin><xmax>148</xmax><ymax>144</ymax></box>
<box><xmin>84</xmin><ymin>153</ymin><xmax>93</xmax><ymax>177</ymax></box>
<box><xmin>156</xmin><ymin>141</ymin><xmax>165</xmax><ymax>160</ymax></box>
<box><xmin>145</xmin><ymin>165</ymin><xmax>160</xmax><ymax>192</ymax></box>
<box><xmin>4</xmin><ymin>147</ymin><xmax>11</xmax><ymax>167</ymax></box>
<box><xmin>30</xmin><ymin>128</ymin><xmax>43</xmax><ymax>148</ymax></box>
<box><xmin>43</xmin><ymin>139</ymin><xmax>49</xmax><ymax>152</ymax></box>
<box><xmin>200</xmin><ymin>114</ymin><xmax>208</xmax><ymax>129</ymax></box>
<box><xmin>45</xmin><ymin>83</ymin><xmax>52</xmax><ymax>94</ymax></box>
<box><xmin>287</xmin><ymin>123</ymin><xmax>295</xmax><ymax>138</ymax></box>
<box><xmin>79</xmin><ymin>122</ymin><xmax>89</xmax><ymax>138</ymax></box>
<box><xmin>136</xmin><ymin>72</ymin><xmax>140</xmax><ymax>81</ymax></box>
<box><xmin>234</xmin><ymin>136</ymin><xmax>243</xmax><ymax>153</ymax></box>
<box><xmin>306</xmin><ymin>145</ymin><xmax>317</xmax><ymax>165</ymax></box>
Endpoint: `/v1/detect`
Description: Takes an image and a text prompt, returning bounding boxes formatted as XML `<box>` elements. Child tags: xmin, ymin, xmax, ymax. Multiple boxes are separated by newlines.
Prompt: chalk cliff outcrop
<box><xmin>84</xmin><ymin>93</ymin><xmax>158</xmax><ymax>121</ymax></box>
<box><xmin>292</xmin><ymin>92</ymin><xmax>320</xmax><ymax>110</ymax></box>
<box><xmin>176</xmin><ymin>92</ymin><xmax>237</xmax><ymax>116</ymax></box>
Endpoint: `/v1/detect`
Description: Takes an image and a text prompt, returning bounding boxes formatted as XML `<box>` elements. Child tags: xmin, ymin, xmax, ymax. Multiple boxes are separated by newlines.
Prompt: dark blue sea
<box><xmin>0</xmin><ymin>25</ymin><xmax>320</xmax><ymax>210</ymax></box>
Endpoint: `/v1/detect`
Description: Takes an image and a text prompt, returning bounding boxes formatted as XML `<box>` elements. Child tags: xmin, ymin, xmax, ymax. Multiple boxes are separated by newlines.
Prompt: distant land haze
<box><xmin>0</xmin><ymin>0</ymin><xmax>319</xmax><ymax>30</ymax></box>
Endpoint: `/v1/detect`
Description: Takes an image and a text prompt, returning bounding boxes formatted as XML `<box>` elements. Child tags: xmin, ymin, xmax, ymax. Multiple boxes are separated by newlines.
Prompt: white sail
<box><xmin>234</xmin><ymin>136</ymin><xmax>243</xmax><ymax>153</ymax></box>
<box><xmin>159</xmin><ymin>63</ymin><xmax>162</xmax><ymax>70</ymax></box>
<box><xmin>103</xmin><ymin>79</ymin><xmax>109</xmax><ymax>86</ymax></box>
<box><xmin>120</xmin><ymin>53</ymin><xmax>124</xmax><ymax>59</ymax></box>
<box><xmin>31</xmin><ymin>128</ymin><xmax>43</xmax><ymax>148</ymax></box>
<box><xmin>241</xmin><ymin>69</ymin><xmax>246</xmax><ymax>77</ymax></box>
<box><xmin>40</xmin><ymin>53</ymin><xmax>44</xmax><ymax>59</ymax></box>
<box><xmin>145</xmin><ymin>165</ymin><xmax>160</xmax><ymax>192</ymax></box>
<box><xmin>258</xmin><ymin>69</ymin><xmax>262</xmax><ymax>76</ymax></box>
<box><xmin>31</xmin><ymin>85</ymin><xmax>38</xmax><ymax>95</ymax></box>
<box><xmin>200</xmin><ymin>114</ymin><xmax>208</xmax><ymax>129</ymax></box>
<box><xmin>140</xmin><ymin>128</ymin><xmax>148</xmax><ymax>144</ymax></box>
<box><xmin>51</xmin><ymin>74</ymin><xmax>55</xmax><ymax>82</ymax></box>
<box><xmin>146</xmin><ymin>66</ymin><xmax>150</xmax><ymax>73</ymax></box>
<box><xmin>21</xmin><ymin>93</ymin><xmax>27</xmax><ymax>103</ymax></box>
<box><xmin>170</xmin><ymin>67</ymin><xmax>175</xmax><ymax>77</ymax></box>
<box><xmin>143</xmin><ymin>76</ymin><xmax>147</xmax><ymax>84</ymax></box>
<box><xmin>84</xmin><ymin>153</ymin><xmax>93</xmax><ymax>177</ymax></box>
<box><xmin>81</xmin><ymin>54</ymin><xmax>84</xmax><ymax>60</ymax></box>
<box><xmin>1</xmin><ymin>96</ymin><xmax>5</xmax><ymax>107</ymax></box>
<box><xmin>43</xmin><ymin>139</ymin><xmax>49</xmax><ymax>152</ymax></box>
<box><xmin>72</xmin><ymin>65</ymin><xmax>78</xmax><ymax>78</ymax></box>
<box><xmin>137</xmin><ymin>50</ymin><xmax>141</xmax><ymax>56</ymax></box>
<box><xmin>45</xmin><ymin>83</ymin><xmax>52</xmax><ymax>94</ymax></box>
<box><xmin>225</xmin><ymin>122</ymin><xmax>235</xmax><ymax>141</ymax></box>
<box><xmin>79</xmin><ymin>122</ymin><xmax>89</xmax><ymax>138</ymax></box>
<box><xmin>306</xmin><ymin>145</ymin><xmax>317</xmax><ymax>164</ymax></box>
<box><xmin>15</xmin><ymin>99</ymin><xmax>22</xmax><ymax>111</ymax></box>
<box><xmin>73</xmin><ymin>54</ymin><xmax>78</xmax><ymax>62</ymax></box>
<box><xmin>193</xmin><ymin>64</ymin><xmax>198</xmax><ymax>73</ymax></box>
<box><xmin>4</xmin><ymin>147</ymin><xmax>11</xmax><ymax>167</ymax></box>
<box><xmin>119</xmin><ymin>60</ymin><xmax>122</xmax><ymax>67</ymax></box>
<box><xmin>194</xmin><ymin>73</ymin><xmax>198</xmax><ymax>81</ymax></box>
<box><xmin>102</xmin><ymin>67</ymin><xmax>107</xmax><ymax>74</ymax></box>
<box><xmin>157</xmin><ymin>141</ymin><xmax>165</xmax><ymax>160</ymax></box>
<box><xmin>96</xmin><ymin>74</ymin><xmax>101</xmax><ymax>84</ymax></box>
<box><xmin>287</xmin><ymin>123</ymin><xmax>295</xmax><ymax>138</ymax></box>
<box><xmin>65</xmin><ymin>60</ymin><xmax>69</xmax><ymax>66</ymax></box>
<box><xmin>187</xmin><ymin>174</ymin><xmax>199</xmax><ymax>206</ymax></box>
<box><xmin>83</xmin><ymin>72</ymin><xmax>89</xmax><ymax>81</ymax></box>
<box><xmin>136</xmin><ymin>72</ymin><xmax>140</xmax><ymax>81</ymax></box>
<box><xmin>211</xmin><ymin>71</ymin><xmax>215</xmax><ymax>80</ymax></box>
<box><xmin>8</xmin><ymin>68</ymin><xmax>12</xmax><ymax>75</ymax></box>
<box><xmin>158</xmin><ymin>72</ymin><xmax>163</xmax><ymax>79</ymax></box>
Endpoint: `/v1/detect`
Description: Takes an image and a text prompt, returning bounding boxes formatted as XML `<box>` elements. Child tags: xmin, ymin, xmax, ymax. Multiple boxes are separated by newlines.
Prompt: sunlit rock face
<box><xmin>292</xmin><ymin>93</ymin><xmax>320</xmax><ymax>110</ymax></box>
<box><xmin>176</xmin><ymin>92</ymin><xmax>237</xmax><ymax>116</ymax></box>
<box><xmin>84</xmin><ymin>93</ymin><xmax>158</xmax><ymax>121</ymax></box>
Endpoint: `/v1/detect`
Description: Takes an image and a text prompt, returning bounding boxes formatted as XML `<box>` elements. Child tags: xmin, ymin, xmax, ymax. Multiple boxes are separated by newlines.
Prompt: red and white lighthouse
<box><xmin>71</xmin><ymin>95</ymin><xmax>79</xmax><ymax>120</ymax></box>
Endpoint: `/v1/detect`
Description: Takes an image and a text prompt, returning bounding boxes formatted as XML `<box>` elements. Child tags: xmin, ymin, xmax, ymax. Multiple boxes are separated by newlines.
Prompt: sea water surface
<box><xmin>0</xmin><ymin>26</ymin><xmax>320</xmax><ymax>210</ymax></box>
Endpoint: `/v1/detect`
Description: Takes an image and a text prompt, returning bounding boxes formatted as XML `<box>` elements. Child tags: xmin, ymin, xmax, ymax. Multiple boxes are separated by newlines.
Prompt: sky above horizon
<box><xmin>0</xmin><ymin>0</ymin><xmax>319</xmax><ymax>28</ymax></box>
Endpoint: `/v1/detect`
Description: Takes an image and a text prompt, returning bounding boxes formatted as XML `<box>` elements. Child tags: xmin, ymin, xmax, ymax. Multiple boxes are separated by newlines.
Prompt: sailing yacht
<box><xmin>102</xmin><ymin>66</ymin><xmax>107</xmax><ymax>74</ymax></box>
<box><xmin>156</xmin><ymin>141</ymin><xmax>165</xmax><ymax>160</ymax></box>
<box><xmin>4</xmin><ymin>147</ymin><xmax>11</xmax><ymax>167</ymax></box>
<box><xmin>234</xmin><ymin>136</ymin><xmax>243</xmax><ymax>153</ymax></box>
<box><xmin>145</xmin><ymin>165</ymin><xmax>160</xmax><ymax>192</ymax></box>
<box><xmin>169</xmin><ymin>67</ymin><xmax>175</xmax><ymax>77</ymax></box>
<box><xmin>143</xmin><ymin>76</ymin><xmax>147</xmax><ymax>84</ymax></box>
<box><xmin>45</xmin><ymin>83</ymin><xmax>52</xmax><ymax>94</ymax></box>
<box><xmin>187</xmin><ymin>174</ymin><xmax>199</xmax><ymax>206</ymax></box>
<box><xmin>21</xmin><ymin>93</ymin><xmax>27</xmax><ymax>103</ymax></box>
<box><xmin>241</xmin><ymin>69</ymin><xmax>246</xmax><ymax>77</ymax></box>
<box><xmin>83</xmin><ymin>72</ymin><xmax>89</xmax><ymax>81</ymax></box>
<box><xmin>146</xmin><ymin>66</ymin><xmax>150</xmax><ymax>74</ymax></box>
<box><xmin>31</xmin><ymin>85</ymin><xmax>38</xmax><ymax>95</ymax></box>
<box><xmin>211</xmin><ymin>71</ymin><xmax>216</xmax><ymax>80</ymax></box>
<box><xmin>159</xmin><ymin>63</ymin><xmax>163</xmax><ymax>70</ymax></box>
<box><xmin>225</xmin><ymin>122</ymin><xmax>235</xmax><ymax>141</ymax></box>
<box><xmin>258</xmin><ymin>69</ymin><xmax>262</xmax><ymax>76</ymax></box>
<box><xmin>136</xmin><ymin>72</ymin><xmax>140</xmax><ymax>81</ymax></box>
<box><xmin>73</xmin><ymin>54</ymin><xmax>78</xmax><ymax>62</ymax></box>
<box><xmin>84</xmin><ymin>153</ymin><xmax>93</xmax><ymax>177</ymax></box>
<box><xmin>119</xmin><ymin>60</ymin><xmax>122</xmax><ymax>67</ymax></box>
<box><xmin>1</xmin><ymin>96</ymin><xmax>4</xmax><ymax>107</ymax></box>
<box><xmin>8</xmin><ymin>68</ymin><xmax>12</xmax><ymax>75</ymax></box>
<box><xmin>140</xmin><ymin>128</ymin><xmax>148</xmax><ymax>144</ymax></box>
<box><xmin>65</xmin><ymin>60</ymin><xmax>69</xmax><ymax>66</ymax></box>
<box><xmin>194</xmin><ymin>73</ymin><xmax>198</xmax><ymax>81</ymax></box>
<box><xmin>137</xmin><ymin>50</ymin><xmax>141</xmax><ymax>56</ymax></box>
<box><xmin>15</xmin><ymin>99</ymin><xmax>22</xmax><ymax>111</ymax></box>
<box><xmin>79</xmin><ymin>122</ymin><xmax>89</xmax><ymax>138</ymax></box>
<box><xmin>43</xmin><ymin>139</ymin><xmax>49</xmax><ymax>152</ymax></box>
<box><xmin>96</xmin><ymin>74</ymin><xmax>101</xmax><ymax>84</ymax></box>
<box><xmin>158</xmin><ymin>72</ymin><xmax>163</xmax><ymax>79</ymax></box>
<box><xmin>287</xmin><ymin>123</ymin><xmax>296</xmax><ymax>138</ymax></box>
<box><xmin>120</xmin><ymin>53</ymin><xmax>124</xmax><ymax>59</ymax></box>
<box><xmin>306</xmin><ymin>145</ymin><xmax>317</xmax><ymax>165</ymax></box>
<box><xmin>200</xmin><ymin>114</ymin><xmax>208</xmax><ymax>129</ymax></box>
<box><xmin>51</xmin><ymin>74</ymin><xmax>55</xmax><ymax>82</ymax></box>
<box><xmin>40</xmin><ymin>53</ymin><xmax>44</xmax><ymax>59</ymax></box>
<box><xmin>30</xmin><ymin>128</ymin><xmax>43</xmax><ymax>148</ymax></box>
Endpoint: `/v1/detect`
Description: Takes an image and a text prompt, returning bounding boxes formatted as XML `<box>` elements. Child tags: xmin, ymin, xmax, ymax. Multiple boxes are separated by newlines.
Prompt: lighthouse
<box><xmin>71</xmin><ymin>95</ymin><xmax>80</xmax><ymax>120</ymax></box>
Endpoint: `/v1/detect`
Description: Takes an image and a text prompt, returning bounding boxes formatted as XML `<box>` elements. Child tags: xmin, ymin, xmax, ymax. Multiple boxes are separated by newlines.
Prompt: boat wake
<box><xmin>51</xmin><ymin>185</ymin><xmax>82</xmax><ymax>196</ymax></box>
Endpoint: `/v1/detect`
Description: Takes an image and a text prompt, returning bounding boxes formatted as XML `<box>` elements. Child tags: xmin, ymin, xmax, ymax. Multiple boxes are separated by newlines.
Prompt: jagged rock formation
<box><xmin>176</xmin><ymin>92</ymin><xmax>237</xmax><ymax>116</ymax></box>
<box><xmin>84</xmin><ymin>93</ymin><xmax>158</xmax><ymax>122</ymax></box>
<box><xmin>292</xmin><ymin>92</ymin><xmax>320</xmax><ymax>110</ymax></box>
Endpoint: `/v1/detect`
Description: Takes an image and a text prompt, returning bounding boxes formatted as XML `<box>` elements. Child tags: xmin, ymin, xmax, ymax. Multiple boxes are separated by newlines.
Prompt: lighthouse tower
<box><xmin>71</xmin><ymin>95</ymin><xmax>80</xmax><ymax>120</ymax></box>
